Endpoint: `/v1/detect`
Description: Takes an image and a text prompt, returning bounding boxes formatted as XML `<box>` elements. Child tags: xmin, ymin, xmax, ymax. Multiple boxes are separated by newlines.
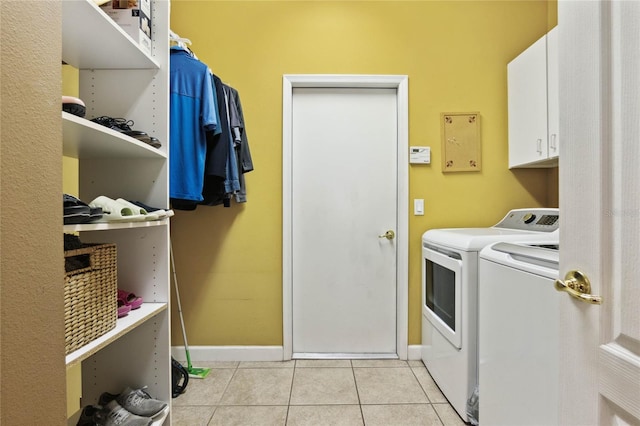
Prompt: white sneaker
<box><xmin>116</xmin><ymin>387</ymin><xmax>168</xmax><ymax>418</ymax></box>
<box><xmin>116</xmin><ymin>199</ymin><xmax>160</xmax><ymax>221</ymax></box>
<box><xmin>98</xmin><ymin>400</ymin><xmax>152</xmax><ymax>426</ymax></box>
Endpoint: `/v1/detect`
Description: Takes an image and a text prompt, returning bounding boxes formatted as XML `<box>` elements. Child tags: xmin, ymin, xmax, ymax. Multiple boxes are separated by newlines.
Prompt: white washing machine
<box><xmin>421</xmin><ymin>208</ymin><xmax>559</xmax><ymax>422</ymax></box>
<box><xmin>478</xmin><ymin>241</ymin><xmax>559</xmax><ymax>425</ymax></box>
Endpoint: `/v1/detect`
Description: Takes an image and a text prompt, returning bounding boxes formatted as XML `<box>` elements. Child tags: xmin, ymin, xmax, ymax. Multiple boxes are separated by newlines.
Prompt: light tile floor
<box><xmin>171</xmin><ymin>359</ymin><xmax>466</xmax><ymax>426</ymax></box>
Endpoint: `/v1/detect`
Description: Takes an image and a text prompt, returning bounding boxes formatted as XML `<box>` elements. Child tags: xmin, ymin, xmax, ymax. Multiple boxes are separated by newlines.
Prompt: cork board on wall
<box><xmin>441</xmin><ymin>112</ymin><xmax>481</xmax><ymax>172</ymax></box>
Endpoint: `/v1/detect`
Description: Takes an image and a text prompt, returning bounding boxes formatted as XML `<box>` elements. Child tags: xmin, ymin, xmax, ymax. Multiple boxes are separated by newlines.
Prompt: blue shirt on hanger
<box><xmin>169</xmin><ymin>47</ymin><xmax>217</xmax><ymax>202</ymax></box>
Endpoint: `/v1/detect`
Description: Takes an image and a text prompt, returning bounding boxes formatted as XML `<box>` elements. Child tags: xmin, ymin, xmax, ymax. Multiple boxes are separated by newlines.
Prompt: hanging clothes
<box><xmin>201</xmin><ymin>72</ymin><xmax>233</xmax><ymax>207</ymax></box>
<box><xmin>227</xmin><ymin>86</ymin><xmax>254</xmax><ymax>203</ymax></box>
<box><xmin>168</xmin><ymin>39</ymin><xmax>254</xmax><ymax>210</ymax></box>
<box><xmin>228</xmin><ymin>86</ymin><xmax>254</xmax><ymax>174</ymax></box>
<box><xmin>169</xmin><ymin>46</ymin><xmax>219</xmax><ymax>204</ymax></box>
<box><xmin>222</xmin><ymin>84</ymin><xmax>241</xmax><ymax>195</ymax></box>
<box><xmin>203</xmin><ymin>72</ymin><xmax>229</xmax><ymax>181</ymax></box>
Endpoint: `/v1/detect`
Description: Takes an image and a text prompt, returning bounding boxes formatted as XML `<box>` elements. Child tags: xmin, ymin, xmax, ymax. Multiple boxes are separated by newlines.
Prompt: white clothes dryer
<box><xmin>421</xmin><ymin>208</ymin><xmax>559</xmax><ymax>422</ymax></box>
<box><xmin>478</xmin><ymin>241</ymin><xmax>559</xmax><ymax>426</ymax></box>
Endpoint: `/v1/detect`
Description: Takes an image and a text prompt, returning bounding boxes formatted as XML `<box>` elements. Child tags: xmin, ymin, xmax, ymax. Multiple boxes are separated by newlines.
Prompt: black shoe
<box><xmin>127</xmin><ymin>131</ymin><xmax>152</xmax><ymax>145</ymax></box>
<box><xmin>63</xmin><ymin>96</ymin><xmax>86</xmax><ymax>118</ymax></box>
<box><xmin>64</xmin><ymin>194</ymin><xmax>90</xmax><ymax>224</ymax></box>
<box><xmin>90</xmin><ymin>116</ymin><xmax>151</xmax><ymax>144</ymax></box>
<box><xmin>63</xmin><ymin>194</ymin><xmax>102</xmax><ymax>224</ymax></box>
<box><xmin>76</xmin><ymin>405</ymin><xmax>100</xmax><ymax>426</ymax></box>
<box><xmin>131</xmin><ymin>200</ymin><xmax>173</xmax><ymax>218</ymax></box>
<box><xmin>90</xmin><ymin>116</ymin><xmax>135</xmax><ymax>132</ymax></box>
<box><xmin>147</xmin><ymin>137</ymin><xmax>161</xmax><ymax>148</ymax></box>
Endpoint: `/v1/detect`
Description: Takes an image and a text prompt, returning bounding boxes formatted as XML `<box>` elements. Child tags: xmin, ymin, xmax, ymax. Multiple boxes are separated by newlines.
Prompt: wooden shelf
<box><xmin>62</xmin><ymin>112</ymin><xmax>166</xmax><ymax>160</ymax></box>
<box><xmin>65</xmin><ymin>303</ymin><xmax>167</xmax><ymax>368</ymax></box>
<box><xmin>62</xmin><ymin>0</ymin><xmax>158</xmax><ymax>70</ymax></box>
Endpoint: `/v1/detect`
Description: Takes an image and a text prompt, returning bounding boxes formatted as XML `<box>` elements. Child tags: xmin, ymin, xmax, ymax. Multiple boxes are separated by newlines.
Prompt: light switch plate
<box><xmin>414</xmin><ymin>199</ymin><xmax>424</xmax><ymax>215</ymax></box>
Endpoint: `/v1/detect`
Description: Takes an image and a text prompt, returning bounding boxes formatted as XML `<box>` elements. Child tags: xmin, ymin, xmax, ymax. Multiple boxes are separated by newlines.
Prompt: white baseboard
<box><xmin>171</xmin><ymin>346</ymin><xmax>284</xmax><ymax>362</ymax></box>
<box><xmin>171</xmin><ymin>345</ymin><xmax>422</xmax><ymax>362</ymax></box>
<box><xmin>407</xmin><ymin>345</ymin><xmax>423</xmax><ymax>360</ymax></box>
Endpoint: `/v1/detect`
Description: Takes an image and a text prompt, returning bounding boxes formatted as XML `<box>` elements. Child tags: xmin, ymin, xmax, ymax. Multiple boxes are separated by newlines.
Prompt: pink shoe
<box><xmin>117</xmin><ymin>299</ymin><xmax>131</xmax><ymax>318</ymax></box>
<box><xmin>118</xmin><ymin>289</ymin><xmax>143</xmax><ymax>310</ymax></box>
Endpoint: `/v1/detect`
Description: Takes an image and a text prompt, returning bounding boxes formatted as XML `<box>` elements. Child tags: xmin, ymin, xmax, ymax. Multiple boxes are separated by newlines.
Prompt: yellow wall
<box><xmin>170</xmin><ymin>0</ymin><xmax>555</xmax><ymax>347</ymax></box>
<box><xmin>63</xmin><ymin>65</ymin><xmax>80</xmax><ymax>196</ymax></box>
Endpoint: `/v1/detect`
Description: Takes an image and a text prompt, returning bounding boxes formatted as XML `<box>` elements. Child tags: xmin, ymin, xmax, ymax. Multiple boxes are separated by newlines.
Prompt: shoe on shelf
<box><xmin>76</xmin><ymin>405</ymin><xmax>100</xmax><ymax>426</ymax></box>
<box><xmin>97</xmin><ymin>400</ymin><xmax>152</xmax><ymax>426</ymax></box>
<box><xmin>90</xmin><ymin>116</ymin><xmax>134</xmax><ymax>132</ymax></box>
<box><xmin>99</xmin><ymin>387</ymin><xmax>168</xmax><ymax>419</ymax></box>
<box><xmin>118</xmin><ymin>289</ymin><xmax>143</xmax><ymax>310</ymax></box>
<box><xmin>89</xmin><ymin>196</ymin><xmax>146</xmax><ymax>222</ymax></box>
<box><xmin>117</xmin><ymin>300</ymin><xmax>132</xmax><ymax>318</ymax></box>
<box><xmin>87</xmin><ymin>206</ymin><xmax>104</xmax><ymax>222</ymax></box>
<box><xmin>64</xmin><ymin>194</ymin><xmax>103</xmax><ymax>224</ymax></box>
<box><xmin>130</xmin><ymin>201</ymin><xmax>174</xmax><ymax>218</ymax></box>
<box><xmin>115</xmin><ymin>198</ymin><xmax>159</xmax><ymax>221</ymax></box>
<box><xmin>63</xmin><ymin>96</ymin><xmax>86</xmax><ymax>118</ymax></box>
<box><xmin>64</xmin><ymin>194</ymin><xmax>90</xmax><ymax>224</ymax></box>
<box><xmin>147</xmin><ymin>137</ymin><xmax>162</xmax><ymax>149</ymax></box>
<box><xmin>64</xmin><ymin>194</ymin><xmax>104</xmax><ymax>224</ymax></box>
<box><xmin>90</xmin><ymin>116</ymin><xmax>152</xmax><ymax>145</ymax></box>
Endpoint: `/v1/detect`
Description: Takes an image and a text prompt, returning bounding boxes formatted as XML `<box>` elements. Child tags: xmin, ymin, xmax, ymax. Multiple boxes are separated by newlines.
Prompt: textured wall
<box><xmin>0</xmin><ymin>2</ymin><xmax>66</xmax><ymax>423</ymax></box>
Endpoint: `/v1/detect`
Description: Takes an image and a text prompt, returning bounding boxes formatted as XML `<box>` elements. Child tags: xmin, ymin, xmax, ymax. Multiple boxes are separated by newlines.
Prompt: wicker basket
<box><xmin>64</xmin><ymin>243</ymin><xmax>117</xmax><ymax>355</ymax></box>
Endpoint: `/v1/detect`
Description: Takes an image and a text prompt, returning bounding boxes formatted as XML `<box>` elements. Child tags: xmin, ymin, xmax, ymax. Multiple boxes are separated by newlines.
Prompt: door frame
<box><xmin>282</xmin><ymin>74</ymin><xmax>409</xmax><ymax>360</ymax></box>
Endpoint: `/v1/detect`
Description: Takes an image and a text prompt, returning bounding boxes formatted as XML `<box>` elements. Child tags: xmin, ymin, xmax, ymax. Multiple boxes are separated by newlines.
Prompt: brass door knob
<box><xmin>378</xmin><ymin>230</ymin><xmax>395</xmax><ymax>240</ymax></box>
<box><xmin>554</xmin><ymin>270</ymin><xmax>602</xmax><ymax>304</ymax></box>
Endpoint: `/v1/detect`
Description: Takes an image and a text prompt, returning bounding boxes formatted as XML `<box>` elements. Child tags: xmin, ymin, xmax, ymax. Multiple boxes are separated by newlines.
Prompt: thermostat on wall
<box><xmin>410</xmin><ymin>146</ymin><xmax>431</xmax><ymax>164</ymax></box>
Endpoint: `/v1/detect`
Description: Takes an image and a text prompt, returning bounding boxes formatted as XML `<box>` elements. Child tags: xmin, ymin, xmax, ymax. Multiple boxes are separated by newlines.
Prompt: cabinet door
<box><xmin>546</xmin><ymin>26</ymin><xmax>559</xmax><ymax>160</ymax></box>
<box><xmin>508</xmin><ymin>33</ymin><xmax>548</xmax><ymax>168</ymax></box>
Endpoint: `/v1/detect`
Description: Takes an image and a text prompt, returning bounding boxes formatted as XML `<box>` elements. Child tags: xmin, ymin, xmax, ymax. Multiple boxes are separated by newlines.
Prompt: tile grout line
<box><xmin>284</xmin><ymin>360</ymin><xmax>297</xmax><ymax>425</ymax></box>
<box><xmin>213</xmin><ymin>363</ymin><xmax>240</xmax><ymax>413</ymax></box>
<box><xmin>408</xmin><ymin>364</ymin><xmax>432</xmax><ymax>404</ymax></box>
<box><xmin>409</xmin><ymin>365</ymin><xmax>447</xmax><ymax>425</ymax></box>
<box><xmin>181</xmin><ymin>360</ymin><xmax>459</xmax><ymax>425</ymax></box>
<box><xmin>349</xmin><ymin>360</ymin><xmax>367</xmax><ymax>425</ymax></box>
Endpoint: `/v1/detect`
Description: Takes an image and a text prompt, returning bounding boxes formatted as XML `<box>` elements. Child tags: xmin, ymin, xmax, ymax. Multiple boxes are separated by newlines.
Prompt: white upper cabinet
<box><xmin>546</xmin><ymin>27</ymin><xmax>559</xmax><ymax>160</ymax></box>
<box><xmin>508</xmin><ymin>26</ymin><xmax>559</xmax><ymax>168</ymax></box>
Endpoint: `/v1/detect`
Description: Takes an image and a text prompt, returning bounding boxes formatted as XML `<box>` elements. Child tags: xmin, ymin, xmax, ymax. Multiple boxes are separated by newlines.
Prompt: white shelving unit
<box><xmin>65</xmin><ymin>303</ymin><xmax>167</xmax><ymax>368</ymax></box>
<box><xmin>62</xmin><ymin>0</ymin><xmax>171</xmax><ymax>423</ymax></box>
<box><xmin>63</xmin><ymin>112</ymin><xmax>167</xmax><ymax>159</ymax></box>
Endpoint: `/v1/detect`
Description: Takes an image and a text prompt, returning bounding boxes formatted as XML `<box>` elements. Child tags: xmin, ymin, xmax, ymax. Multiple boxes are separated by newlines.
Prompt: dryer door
<box><xmin>423</xmin><ymin>245</ymin><xmax>463</xmax><ymax>349</ymax></box>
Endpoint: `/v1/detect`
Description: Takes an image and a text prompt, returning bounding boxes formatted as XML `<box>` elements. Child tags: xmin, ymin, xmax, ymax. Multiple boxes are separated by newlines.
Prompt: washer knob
<box><xmin>523</xmin><ymin>213</ymin><xmax>536</xmax><ymax>224</ymax></box>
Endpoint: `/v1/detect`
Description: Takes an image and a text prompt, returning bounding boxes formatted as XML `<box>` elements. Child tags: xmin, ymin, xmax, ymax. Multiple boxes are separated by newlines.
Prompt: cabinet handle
<box><xmin>537</xmin><ymin>139</ymin><xmax>543</xmax><ymax>154</ymax></box>
<box><xmin>550</xmin><ymin>134</ymin><xmax>557</xmax><ymax>151</ymax></box>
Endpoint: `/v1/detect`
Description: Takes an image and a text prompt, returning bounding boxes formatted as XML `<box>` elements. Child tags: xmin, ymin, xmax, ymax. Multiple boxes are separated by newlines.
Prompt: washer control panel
<box><xmin>494</xmin><ymin>208</ymin><xmax>559</xmax><ymax>232</ymax></box>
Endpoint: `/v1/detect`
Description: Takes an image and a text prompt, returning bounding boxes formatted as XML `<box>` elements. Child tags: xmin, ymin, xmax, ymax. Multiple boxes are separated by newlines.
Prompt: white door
<box><xmin>290</xmin><ymin>87</ymin><xmax>397</xmax><ymax>356</ymax></box>
<box><xmin>283</xmin><ymin>76</ymin><xmax>408</xmax><ymax>359</ymax></box>
<box><xmin>559</xmin><ymin>1</ymin><xmax>640</xmax><ymax>424</ymax></box>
